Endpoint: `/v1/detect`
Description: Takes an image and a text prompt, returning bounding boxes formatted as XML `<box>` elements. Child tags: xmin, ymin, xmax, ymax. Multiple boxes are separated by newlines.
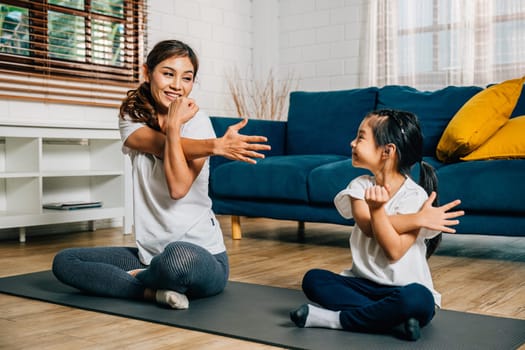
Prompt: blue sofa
<box><xmin>209</xmin><ymin>84</ymin><xmax>525</xmax><ymax>239</ymax></box>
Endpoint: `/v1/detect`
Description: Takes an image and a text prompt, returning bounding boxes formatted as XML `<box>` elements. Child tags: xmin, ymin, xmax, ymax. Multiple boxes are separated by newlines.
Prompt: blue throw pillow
<box><xmin>286</xmin><ymin>88</ymin><xmax>378</xmax><ymax>156</ymax></box>
<box><xmin>377</xmin><ymin>85</ymin><xmax>483</xmax><ymax>156</ymax></box>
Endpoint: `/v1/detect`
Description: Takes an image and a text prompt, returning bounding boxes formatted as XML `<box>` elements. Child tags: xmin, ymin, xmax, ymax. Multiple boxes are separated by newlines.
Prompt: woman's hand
<box><xmin>417</xmin><ymin>192</ymin><xmax>464</xmax><ymax>233</ymax></box>
<box><xmin>215</xmin><ymin>119</ymin><xmax>271</xmax><ymax>164</ymax></box>
<box><xmin>164</xmin><ymin>97</ymin><xmax>199</xmax><ymax>132</ymax></box>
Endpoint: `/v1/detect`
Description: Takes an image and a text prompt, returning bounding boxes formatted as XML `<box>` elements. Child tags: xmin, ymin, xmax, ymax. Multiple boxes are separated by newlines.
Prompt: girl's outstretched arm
<box><xmin>351</xmin><ymin>191</ymin><xmax>464</xmax><ymax>238</ymax></box>
<box><xmin>353</xmin><ymin>187</ymin><xmax>464</xmax><ymax>261</ymax></box>
<box><xmin>389</xmin><ymin>192</ymin><xmax>464</xmax><ymax>234</ymax></box>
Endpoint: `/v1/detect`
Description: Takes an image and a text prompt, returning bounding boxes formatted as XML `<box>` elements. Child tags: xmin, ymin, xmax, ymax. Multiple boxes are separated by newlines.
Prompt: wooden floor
<box><xmin>1</xmin><ymin>216</ymin><xmax>524</xmax><ymax>349</ymax></box>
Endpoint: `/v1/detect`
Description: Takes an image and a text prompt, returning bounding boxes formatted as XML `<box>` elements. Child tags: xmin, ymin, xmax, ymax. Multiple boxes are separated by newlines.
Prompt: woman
<box><xmin>53</xmin><ymin>39</ymin><xmax>269</xmax><ymax>309</ymax></box>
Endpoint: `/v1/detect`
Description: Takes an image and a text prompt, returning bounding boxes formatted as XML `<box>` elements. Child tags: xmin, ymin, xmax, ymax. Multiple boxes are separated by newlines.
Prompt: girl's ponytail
<box><xmin>419</xmin><ymin>160</ymin><xmax>442</xmax><ymax>259</ymax></box>
<box><xmin>419</xmin><ymin>160</ymin><xmax>438</xmax><ymax>205</ymax></box>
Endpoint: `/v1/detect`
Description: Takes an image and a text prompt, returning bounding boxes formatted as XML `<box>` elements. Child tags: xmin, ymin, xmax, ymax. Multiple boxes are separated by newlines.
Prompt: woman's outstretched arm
<box><xmin>124</xmin><ymin>118</ymin><xmax>270</xmax><ymax>162</ymax></box>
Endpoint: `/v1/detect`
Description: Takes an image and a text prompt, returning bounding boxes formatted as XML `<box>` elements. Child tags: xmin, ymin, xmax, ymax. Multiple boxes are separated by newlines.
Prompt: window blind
<box><xmin>0</xmin><ymin>0</ymin><xmax>146</xmax><ymax>108</ymax></box>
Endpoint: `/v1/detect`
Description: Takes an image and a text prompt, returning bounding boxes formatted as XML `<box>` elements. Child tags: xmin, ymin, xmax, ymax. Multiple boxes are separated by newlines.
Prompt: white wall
<box><xmin>278</xmin><ymin>0</ymin><xmax>367</xmax><ymax>92</ymax></box>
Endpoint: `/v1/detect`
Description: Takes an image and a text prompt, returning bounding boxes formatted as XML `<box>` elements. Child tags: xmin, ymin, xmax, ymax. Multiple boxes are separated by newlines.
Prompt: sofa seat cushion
<box><xmin>210</xmin><ymin>155</ymin><xmax>348</xmax><ymax>203</ymax></box>
<box><xmin>377</xmin><ymin>85</ymin><xmax>483</xmax><ymax>156</ymax></box>
<box><xmin>437</xmin><ymin>159</ymin><xmax>525</xmax><ymax>213</ymax></box>
<box><xmin>308</xmin><ymin>159</ymin><xmax>370</xmax><ymax>205</ymax></box>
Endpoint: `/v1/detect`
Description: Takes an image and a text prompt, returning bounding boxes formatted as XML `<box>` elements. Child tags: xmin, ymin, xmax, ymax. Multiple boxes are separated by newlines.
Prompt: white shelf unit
<box><xmin>0</xmin><ymin>125</ymin><xmax>132</xmax><ymax>242</ymax></box>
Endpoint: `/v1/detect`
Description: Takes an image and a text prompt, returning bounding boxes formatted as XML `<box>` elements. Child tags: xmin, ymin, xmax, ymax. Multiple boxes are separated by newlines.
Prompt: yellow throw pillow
<box><xmin>460</xmin><ymin>116</ymin><xmax>525</xmax><ymax>161</ymax></box>
<box><xmin>436</xmin><ymin>76</ymin><xmax>525</xmax><ymax>162</ymax></box>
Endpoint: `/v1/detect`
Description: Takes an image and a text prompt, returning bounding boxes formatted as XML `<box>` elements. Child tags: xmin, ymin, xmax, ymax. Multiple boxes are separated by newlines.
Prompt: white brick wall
<box><xmin>279</xmin><ymin>0</ymin><xmax>366</xmax><ymax>92</ymax></box>
<box><xmin>147</xmin><ymin>0</ymin><xmax>366</xmax><ymax>117</ymax></box>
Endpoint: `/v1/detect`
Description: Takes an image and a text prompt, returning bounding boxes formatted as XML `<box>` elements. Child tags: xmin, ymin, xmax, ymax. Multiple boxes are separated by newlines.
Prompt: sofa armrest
<box><xmin>209</xmin><ymin>116</ymin><xmax>287</xmax><ymax>169</ymax></box>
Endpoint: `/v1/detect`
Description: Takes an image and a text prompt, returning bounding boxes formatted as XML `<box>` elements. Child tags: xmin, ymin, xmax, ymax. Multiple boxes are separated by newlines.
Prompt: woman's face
<box><xmin>145</xmin><ymin>55</ymin><xmax>195</xmax><ymax>114</ymax></box>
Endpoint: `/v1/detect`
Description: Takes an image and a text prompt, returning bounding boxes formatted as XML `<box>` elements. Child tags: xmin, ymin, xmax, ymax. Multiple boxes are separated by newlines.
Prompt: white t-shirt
<box><xmin>334</xmin><ymin>175</ymin><xmax>442</xmax><ymax>307</ymax></box>
<box><xmin>119</xmin><ymin>110</ymin><xmax>226</xmax><ymax>265</ymax></box>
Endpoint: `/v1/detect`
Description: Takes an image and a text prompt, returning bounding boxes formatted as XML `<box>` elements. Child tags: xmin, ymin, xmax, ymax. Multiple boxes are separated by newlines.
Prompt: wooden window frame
<box><xmin>0</xmin><ymin>0</ymin><xmax>145</xmax><ymax>108</ymax></box>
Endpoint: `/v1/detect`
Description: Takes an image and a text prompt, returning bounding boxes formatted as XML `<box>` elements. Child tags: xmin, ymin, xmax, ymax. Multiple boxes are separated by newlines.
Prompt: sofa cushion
<box><xmin>286</xmin><ymin>88</ymin><xmax>378</xmax><ymax>157</ymax></box>
<box><xmin>461</xmin><ymin>116</ymin><xmax>525</xmax><ymax>161</ymax></box>
<box><xmin>377</xmin><ymin>85</ymin><xmax>482</xmax><ymax>156</ymax></box>
<box><xmin>308</xmin><ymin>159</ymin><xmax>370</xmax><ymax>205</ymax></box>
<box><xmin>437</xmin><ymin>159</ymin><xmax>525</xmax><ymax>213</ymax></box>
<box><xmin>210</xmin><ymin>155</ymin><xmax>347</xmax><ymax>203</ymax></box>
<box><xmin>436</xmin><ymin>77</ymin><xmax>525</xmax><ymax>163</ymax></box>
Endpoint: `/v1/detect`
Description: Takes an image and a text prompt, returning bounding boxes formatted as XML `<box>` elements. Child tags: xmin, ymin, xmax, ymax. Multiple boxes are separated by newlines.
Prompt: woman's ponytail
<box><xmin>119</xmin><ymin>82</ymin><xmax>158</xmax><ymax>129</ymax></box>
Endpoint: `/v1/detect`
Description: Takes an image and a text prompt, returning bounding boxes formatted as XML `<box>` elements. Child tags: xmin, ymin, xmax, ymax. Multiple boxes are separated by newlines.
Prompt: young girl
<box><xmin>52</xmin><ymin>40</ymin><xmax>269</xmax><ymax>310</ymax></box>
<box><xmin>290</xmin><ymin>109</ymin><xmax>464</xmax><ymax>340</ymax></box>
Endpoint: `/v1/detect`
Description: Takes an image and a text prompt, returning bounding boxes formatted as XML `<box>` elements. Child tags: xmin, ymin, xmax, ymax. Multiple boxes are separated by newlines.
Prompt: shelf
<box><xmin>0</xmin><ymin>124</ymin><xmax>132</xmax><ymax>242</ymax></box>
<box><xmin>40</xmin><ymin>170</ymin><xmax>124</xmax><ymax>177</ymax></box>
<box><xmin>0</xmin><ymin>172</ymin><xmax>40</xmax><ymax>178</ymax></box>
<box><xmin>0</xmin><ymin>206</ymin><xmax>125</xmax><ymax>229</ymax></box>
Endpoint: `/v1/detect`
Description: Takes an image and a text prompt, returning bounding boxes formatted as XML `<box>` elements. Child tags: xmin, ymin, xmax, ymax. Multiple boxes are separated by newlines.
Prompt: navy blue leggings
<box><xmin>52</xmin><ymin>241</ymin><xmax>229</xmax><ymax>300</ymax></box>
<box><xmin>301</xmin><ymin>269</ymin><xmax>435</xmax><ymax>333</ymax></box>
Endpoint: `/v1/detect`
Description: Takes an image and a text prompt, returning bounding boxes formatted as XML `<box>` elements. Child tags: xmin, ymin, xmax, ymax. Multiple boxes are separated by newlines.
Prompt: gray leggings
<box><xmin>52</xmin><ymin>241</ymin><xmax>229</xmax><ymax>300</ymax></box>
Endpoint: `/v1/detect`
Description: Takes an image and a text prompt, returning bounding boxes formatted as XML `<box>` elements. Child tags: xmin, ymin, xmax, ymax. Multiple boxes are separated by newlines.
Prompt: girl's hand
<box><xmin>166</xmin><ymin>97</ymin><xmax>199</xmax><ymax>131</ymax></box>
<box><xmin>364</xmin><ymin>185</ymin><xmax>391</xmax><ymax>211</ymax></box>
<box><xmin>418</xmin><ymin>192</ymin><xmax>465</xmax><ymax>233</ymax></box>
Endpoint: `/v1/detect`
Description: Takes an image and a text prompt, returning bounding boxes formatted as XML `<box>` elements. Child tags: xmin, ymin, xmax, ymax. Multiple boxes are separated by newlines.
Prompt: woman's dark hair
<box><xmin>119</xmin><ymin>40</ymin><xmax>199</xmax><ymax>129</ymax></box>
<box><xmin>366</xmin><ymin>109</ymin><xmax>441</xmax><ymax>258</ymax></box>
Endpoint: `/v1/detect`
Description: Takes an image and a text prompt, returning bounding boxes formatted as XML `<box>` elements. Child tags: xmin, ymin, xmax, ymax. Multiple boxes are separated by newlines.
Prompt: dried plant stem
<box><xmin>227</xmin><ymin>68</ymin><xmax>296</xmax><ymax>121</ymax></box>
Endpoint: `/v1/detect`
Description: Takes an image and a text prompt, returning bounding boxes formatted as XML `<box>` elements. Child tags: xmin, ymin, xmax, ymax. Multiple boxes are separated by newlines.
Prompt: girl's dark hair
<box><xmin>119</xmin><ymin>40</ymin><xmax>199</xmax><ymax>129</ymax></box>
<box><xmin>366</xmin><ymin>109</ymin><xmax>438</xmax><ymax>205</ymax></box>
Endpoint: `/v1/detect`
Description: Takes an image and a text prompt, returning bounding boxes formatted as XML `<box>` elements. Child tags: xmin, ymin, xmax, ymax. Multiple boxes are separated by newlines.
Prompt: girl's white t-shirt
<box><xmin>334</xmin><ymin>175</ymin><xmax>442</xmax><ymax>307</ymax></box>
<box><xmin>119</xmin><ymin>110</ymin><xmax>225</xmax><ymax>265</ymax></box>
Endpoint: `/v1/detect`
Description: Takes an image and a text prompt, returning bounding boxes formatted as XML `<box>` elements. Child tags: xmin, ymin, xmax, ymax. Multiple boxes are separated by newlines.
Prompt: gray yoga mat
<box><xmin>0</xmin><ymin>270</ymin><xmax>523</xmax><ymax>350</ymax></box>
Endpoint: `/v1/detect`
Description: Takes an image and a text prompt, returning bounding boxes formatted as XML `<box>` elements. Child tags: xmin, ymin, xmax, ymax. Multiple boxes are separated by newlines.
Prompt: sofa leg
<box><xmin>298</xmin><ymin>221</ymin><xmax>305</xmax><ymax>239</ymax></box>
<box><xmin>231</xmin><ymin>215</ymin><xmax>242</xmax><ymax>240</ymax></box>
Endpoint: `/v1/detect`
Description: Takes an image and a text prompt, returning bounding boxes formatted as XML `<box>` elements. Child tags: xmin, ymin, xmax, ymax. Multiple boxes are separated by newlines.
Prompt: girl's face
<box><xmin>144</xmin><ymin>55</ymin><xmax>195</xmax><ymax>114</ymax></box>
<box><xmin>350</xmin><ymin>117</ymin><xmax>384</xmax><ymax>171</ymax></box>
